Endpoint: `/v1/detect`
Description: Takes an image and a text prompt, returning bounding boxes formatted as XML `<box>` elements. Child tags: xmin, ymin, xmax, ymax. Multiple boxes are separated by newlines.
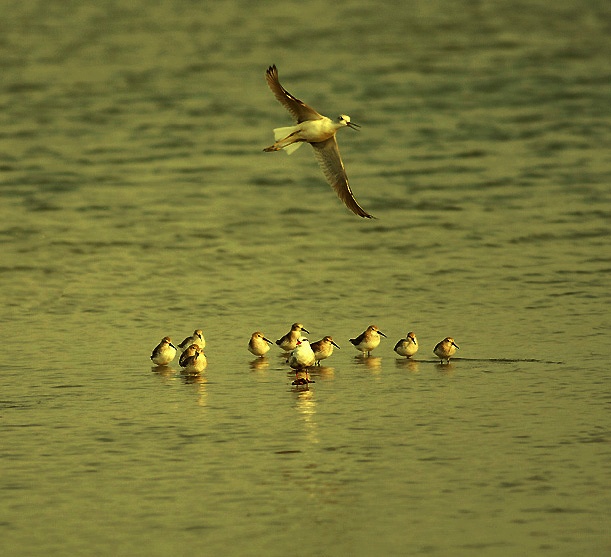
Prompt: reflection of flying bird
<box><xmin>264</xmin><ymin>65</ymin><xmax>374</xmax><ymax>219</ymax></box>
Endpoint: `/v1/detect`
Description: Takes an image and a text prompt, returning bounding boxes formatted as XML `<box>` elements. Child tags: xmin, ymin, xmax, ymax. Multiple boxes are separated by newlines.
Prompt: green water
<box><xmin>1</xmin><ymin>1</ymin><xmax>610</xmax><ymax>555</ymax></box>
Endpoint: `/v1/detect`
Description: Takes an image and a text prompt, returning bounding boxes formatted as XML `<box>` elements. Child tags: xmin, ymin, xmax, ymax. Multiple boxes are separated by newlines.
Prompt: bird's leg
<box><xmin>263</xmin><ymin>132</ymin><xmax>299</xmax><ymax>152</ymax></box>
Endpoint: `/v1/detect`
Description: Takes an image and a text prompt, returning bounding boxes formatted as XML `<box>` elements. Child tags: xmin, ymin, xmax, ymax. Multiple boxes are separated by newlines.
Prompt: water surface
<box><xmin>1</xmin><ymin>1</ymin><xmax>610</xmax><ymax>555</ymax></box>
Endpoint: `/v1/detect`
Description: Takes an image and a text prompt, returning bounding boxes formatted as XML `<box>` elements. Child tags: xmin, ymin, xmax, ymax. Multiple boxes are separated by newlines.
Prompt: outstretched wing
<box><xmin>266</xmin><ymin>65</ymin><xmax>323</xmax><ymax>123</ymax></box>
<box><xmin>311</xmin><ymin>137</ymin><xmax>374</xmax><ymax>219</ymax></box>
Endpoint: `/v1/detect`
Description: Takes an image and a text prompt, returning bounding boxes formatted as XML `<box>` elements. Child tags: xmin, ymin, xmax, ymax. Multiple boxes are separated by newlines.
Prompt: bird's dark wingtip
<box><xmin>355</xmin><ymin>209</ymin><xmax>376</xmax><ymax>219</ymax></box>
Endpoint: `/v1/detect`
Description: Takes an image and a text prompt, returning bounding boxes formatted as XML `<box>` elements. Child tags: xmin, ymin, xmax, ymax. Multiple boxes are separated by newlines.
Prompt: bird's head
<box><xmin>338</xmin><ymin>114</ymin><xmax>360</xmax><ymax>130</ymax></box>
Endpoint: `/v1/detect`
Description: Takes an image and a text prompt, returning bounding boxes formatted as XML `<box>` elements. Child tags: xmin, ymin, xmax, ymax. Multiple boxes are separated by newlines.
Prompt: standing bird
<box><xmin>394</xmin><ymin>332</ymin><xmax>419</xmax><ymax>359</ymax></box>
<box><xmin>248</xmin><ymin>331</ymin><xmax>273</xmax><ymax>357</ymax></box>
<box><xmin>150</xmin><ymin>336</ymin><xmax>177</xmax><ymax>366</ymax></box>
<box><xmin>178</xmin><ymin>329</ymin><xmax>205</xmax><ymax>352</ymax></box>
<box><xmin>288</xmin><ymin>338</ymin><xmax>316</xmax><ymax>385</ymax></box>
<box><xmin>264</xmin><ymin>64</ymin><xmax>374</xmax><ymax>219</ymax></box>
<box><xmin>288</xmin><ymin>338</ymin><xmax>316</xmax><ymax>370</ymax></box>
<box><xmin>309</xmin><ymin>336</ymin><xmax>340</xmax><ymax>365</ymax></box>
<box><xmin>276</xmin><ymin>323</ymin><xmax>309</xmax><ymax>352</ymax></box>
<box><xmin>350</xmin><ymin>325</ymin><xmax>386</xmax><ymax>356</ymax></box>
<box><xmin>181</xmin><ymin>346</ymin><xmax>207</xmax><ymax>373</ymax></box>
<box><xmin>434</xmin><ymin>337</ymin><xmax>460</xmax><ymax>364</ymax></box>
<box><xmin>179</xmin><ymin>344</ymin><xmax>199</xmax><ymax>367</ymax></box>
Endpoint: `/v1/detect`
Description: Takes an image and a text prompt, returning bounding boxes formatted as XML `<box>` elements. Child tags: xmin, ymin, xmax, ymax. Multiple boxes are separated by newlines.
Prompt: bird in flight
<box><xmin>264</xmin><ymin>64</ymin><xmax>374</xmax><ymax>219</ymax></box>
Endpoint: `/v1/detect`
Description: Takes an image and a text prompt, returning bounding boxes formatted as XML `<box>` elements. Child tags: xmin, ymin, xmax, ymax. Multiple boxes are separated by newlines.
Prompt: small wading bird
<box><xmin>264</xmin><ymin>64</ymin><xmax>374</xmax><ymax>219</ymax></box>
<box><xmin>178</xmin><ymin>329</ymin><xmax>205</xmax><ymax>352</ymax></box>
<box><xmin>179</xmin><ymin>344</ymin><xmax>199</xmax><ymax>367</ymax></box>
<box><xmin>150</xmin><ymin>336</ymin><xmax>177</xmax><ymax>366</ymax></box>
<box><xmin>434</xmin><ymin>337</ymin><xmax>459</xmax><ymax>364</ymax></box>
<box><xmin>248</xmin><ymin>331</ymin><xmax>273</xmax><ymax>357</ymax></box>
<box><xmin>350</xmin><ymin>325</ymin><xmax>387</xmax><ymax>356</ymax></box>
<box><xmin>276</xmin><ymin>323</ymin><xmax>309</xmax><ymax>352</ymax></box>
<box><xmin>181</xmin><ymin>345</ymin><xmax>207</xmax><ymax>373</ymax></box>
<box><xmin>289</xmin><ymin>337</ymin><xmax>316</xmax><ymax>385</ymax></box>
<box><xmin>288</xmin><ymin>338</ymin><xmax>316</xmax><ymax>370</ymax></box>
<box><xmin>309</xmin><ymin>336</ymin><xmax>340</xmax><ymax>365</ymax></box>
<box><xmin>394</xmin><ymin>332</ymin><xmax>419</xmax><ymax>359</ymax></box>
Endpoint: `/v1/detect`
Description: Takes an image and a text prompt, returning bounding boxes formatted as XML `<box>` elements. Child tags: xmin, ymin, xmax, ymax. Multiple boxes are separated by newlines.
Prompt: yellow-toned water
<box><xmin>1</xmin><ymin>1</ymin><xmax>610</xmax><ymax>555</ymax></box>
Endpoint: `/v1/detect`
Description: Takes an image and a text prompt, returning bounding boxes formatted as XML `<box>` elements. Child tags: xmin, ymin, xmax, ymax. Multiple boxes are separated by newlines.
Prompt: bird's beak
<box><xmin>302</xmin><ymin>328</ymin><xmax>310</xmax><ymax>334</ymax></box>
<box><xmin>378</xmin><ymin>331</ymin><xmax>387</xmax><ymax>337</ymax></box>
<box><xmin>347</xmin><ymin>122</ymin><xmax>361</xmax><ymax>131</ymax></box>
<box><xmin>453</xmin><ymin>342</ymin><xmax>460</xmax><ymax>349</ymax></box>
<box><xmin>170</xmin><ymin>343</ymin><xmax>177</xmax><ymax>349</ymax></box>
<box><xmin>331</xmin><ymin>341</ymin><xmax>340</xmax><ymax>349</ymax></box>
<box><xmin>263</xmin><ymin>337</ymin><xmax>272</xmax><ymax>344</ymax></box>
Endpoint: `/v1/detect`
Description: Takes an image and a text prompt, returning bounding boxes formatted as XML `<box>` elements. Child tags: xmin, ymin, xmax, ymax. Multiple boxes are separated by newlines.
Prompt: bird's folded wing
<box><xmin>350</xmin><ymin>331</ymin><xmax>367</xmax><ymax>345</ymax></box>
<box><xmin>311</xmin><ymin>137</ymin><xmax>374</xmax><ymax>219</ymax></box>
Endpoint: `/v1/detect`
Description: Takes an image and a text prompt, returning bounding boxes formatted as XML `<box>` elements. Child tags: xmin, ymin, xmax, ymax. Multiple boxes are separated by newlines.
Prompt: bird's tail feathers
<box><xmin>273</xmin><ymin>126</ymin><xmax>297</xmax><ymax>140</ymax></box>
<box><xmin>273</xmin><ymin>126</ymin><xmax>304</xmax><ymax>155</ymax></box>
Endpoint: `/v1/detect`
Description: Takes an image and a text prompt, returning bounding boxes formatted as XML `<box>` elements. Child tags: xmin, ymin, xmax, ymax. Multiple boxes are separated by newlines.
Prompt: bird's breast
<box><xmin>298</xmin><ymin>118</ymin><xmax>337</xmax><ymax>143</ymax></box>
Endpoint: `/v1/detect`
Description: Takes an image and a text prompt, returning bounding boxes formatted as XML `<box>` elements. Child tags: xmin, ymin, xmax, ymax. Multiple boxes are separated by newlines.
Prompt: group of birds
<box><xmin>151</xmin><ymin>324</ymin><xmax>460</xmax><ymax>384</ymax></box>
<box><xmin>150</xmin><ymin>64</ymin><xmax>464</xmax><ymax>380</ymax></box>
<box><xmin>150</xmin><ymin>329</ymin><xmax>207</xmax><ymax>374</ymax></box>
<box><xmin>259</xmin><ymin>66</ymin><xmax>462</xmax><ymax>381</ymax></box>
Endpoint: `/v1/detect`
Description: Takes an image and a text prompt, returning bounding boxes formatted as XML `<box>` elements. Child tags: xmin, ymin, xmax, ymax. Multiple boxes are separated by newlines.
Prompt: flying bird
<box><xmin>264</xmin><ymin>64</ymin><xmax>374</xmax><ymax>219</ymax></box>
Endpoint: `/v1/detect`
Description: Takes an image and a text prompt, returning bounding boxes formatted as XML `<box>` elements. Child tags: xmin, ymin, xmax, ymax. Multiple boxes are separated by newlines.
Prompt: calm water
<box><xmin>1</xmin><ymin>0</ymin><xmax>610</xmax><ymax>555</ymax></box>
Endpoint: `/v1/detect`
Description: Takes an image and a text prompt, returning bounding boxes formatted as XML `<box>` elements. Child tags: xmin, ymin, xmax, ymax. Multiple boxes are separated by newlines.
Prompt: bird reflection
<box><xmin>354</xmin><ymin>354</ymin><xmax>382</xmax><ymax>371</ymax></box>
<box><xmin>183</xmin><ymin>371</ymin><xmax>207</xmax><ymax>383</ymax></box>
<box><xmin>309</xmin><ymin>365</ymin><xmax>335</xmax><ymax>380</ymax></box>
<box><xmin>151</xmin><ymin>365</ymin><xmax>177</xmax><ymax>381</ymax></box>
<box><xmin>435</xmin><ymin>362</ymin><xmax>456</xmax><ymax>373</ymax></box>
<box><xmin>395</xmin><ymin>359</ymin><xmax>420</xmax><ymax>373</ymax></box>
<box><xmin>250</xmin><ymin>357</ymin><xmax>270</xmax><ymax>371</ymax></box>
<box><xmin>292</xmin><ymin>388</ymin><xmax>318</xmax><ymax>443</ymax></box>
<box><xmin>183</xmin><ymin>373</ymin><xmax>208</xmax><ymax>407</ymax></box>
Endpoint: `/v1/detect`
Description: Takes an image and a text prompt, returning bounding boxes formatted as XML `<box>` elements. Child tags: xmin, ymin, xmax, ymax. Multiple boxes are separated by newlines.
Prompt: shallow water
<box><xmin>1</xmin><ymin>0</ymin><xmax>610</xmax><ymax>555</ymax></box>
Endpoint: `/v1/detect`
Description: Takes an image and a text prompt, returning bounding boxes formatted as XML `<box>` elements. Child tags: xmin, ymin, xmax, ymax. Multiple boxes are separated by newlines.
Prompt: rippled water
<box><xmin>1</xmin><ymin>1</ymin><xmax>610</xmax><ymax>555</ymax></box>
